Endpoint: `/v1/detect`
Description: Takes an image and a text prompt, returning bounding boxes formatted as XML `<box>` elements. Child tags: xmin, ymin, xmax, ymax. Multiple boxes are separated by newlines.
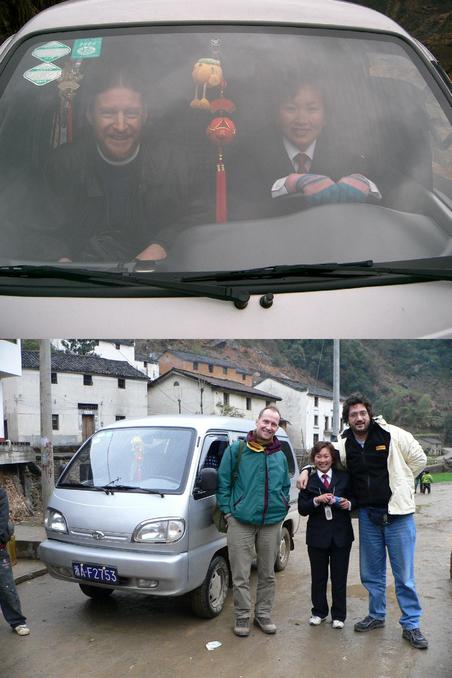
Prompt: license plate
<box><xmin>72</xmin><ymin>561</ymin><xmax>118</xmax><ymax>584</ymax></box>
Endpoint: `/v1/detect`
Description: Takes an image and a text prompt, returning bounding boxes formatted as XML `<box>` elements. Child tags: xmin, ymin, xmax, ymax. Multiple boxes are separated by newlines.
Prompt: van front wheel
<box><xmin>79</xmin><ymin>583</ymin><xmax>114</xmax><ymax>599</ymax></box>
<box><xmin>191</xmin><ymin>555</ymin><xmax>230</xmax><ymax>618</ymax></box>
<box><xmin>274</xmin><ymin>526</ymin><xmax>291</xmax><ymax>572</ymax></box>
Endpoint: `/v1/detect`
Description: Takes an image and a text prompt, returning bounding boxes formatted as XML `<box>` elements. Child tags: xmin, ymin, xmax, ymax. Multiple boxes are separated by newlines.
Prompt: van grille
<box><xmin>70</xmin><ymin>528</ymin><xmax>130</xmax><ymax>543</ymax></box>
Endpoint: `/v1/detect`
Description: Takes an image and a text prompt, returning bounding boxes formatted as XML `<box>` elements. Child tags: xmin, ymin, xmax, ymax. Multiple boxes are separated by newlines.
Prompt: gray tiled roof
<box><xmin>257</xmin><ymin>376</ymin><xmax>345</xmax><ymax>400</ymax></box>
<box><xmin>22</xmin><ymin>351</ymin><xmax>149</xmax><ymax>381</ymax></box>
<box><xmin>163</xmin><ymin>350</ymin><xmax>253</xmax><ymax>374</ymax></box>
<box><xmin>149</xmin><ymin>368</ymin><xmax>281</xmax><ymax>400</ymax></box>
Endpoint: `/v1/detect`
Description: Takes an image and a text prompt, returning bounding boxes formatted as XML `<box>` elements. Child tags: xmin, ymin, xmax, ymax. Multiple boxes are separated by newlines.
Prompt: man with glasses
<box><xmin>298</xmin><ymin>393</ymin><xmax>428</xmax><ymax>650</ymax></box>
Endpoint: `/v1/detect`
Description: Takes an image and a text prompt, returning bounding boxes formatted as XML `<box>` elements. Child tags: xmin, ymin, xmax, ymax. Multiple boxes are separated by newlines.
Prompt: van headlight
<box><xmin>133</xmin><ymin>519</ymin><xmax>185</xmax><ymax>544</ymax></box>
<box><xmin>45</xmin><ymin>508</ymin><xmax>68</xmax><ymax>534</ymax></box>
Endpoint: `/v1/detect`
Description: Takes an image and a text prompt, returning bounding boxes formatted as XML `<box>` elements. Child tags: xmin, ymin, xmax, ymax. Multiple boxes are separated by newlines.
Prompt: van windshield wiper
<box><xmin>184</xmin><ymin>257</ymin><xmax>452</xmax><ymax>283</ymax></box>
<box><xmin>0</xmin><ymin>264</ymin><xmax>251</xmax><ymax>308</ymax></box>
<box><xmin>1</xmin><ymin>258</ymin><xmax>451</xmax><ymax>306</ymax></box>
<box><xmin>95</xmin><ymin>479</ymin><xmax>165</xmax><ymax>497</ymax></box>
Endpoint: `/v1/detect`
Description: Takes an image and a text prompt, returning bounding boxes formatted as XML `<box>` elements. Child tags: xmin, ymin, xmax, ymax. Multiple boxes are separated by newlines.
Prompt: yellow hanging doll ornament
<box><xmin>190</xmin><ymin>58</ymin><xmax>223</xmax><ymax>109</ymax></box>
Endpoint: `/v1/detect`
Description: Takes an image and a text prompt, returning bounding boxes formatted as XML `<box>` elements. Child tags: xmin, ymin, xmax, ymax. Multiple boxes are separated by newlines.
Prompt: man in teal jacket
<box><xmin>217</xmin><ymin>405</ymin><xmax>290</xmax><ymax>637</ymax></box>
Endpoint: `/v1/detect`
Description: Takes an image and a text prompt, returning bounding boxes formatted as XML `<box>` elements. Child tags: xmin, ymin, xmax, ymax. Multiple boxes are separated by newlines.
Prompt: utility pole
<box><xmin>40</xmin><ymin>339</ymin><xmax>54</xmax><ymax>511</ymax></box>
<box><xmin>332</xmin><ymin>339</ymin><xmax>340</xmax><ymax>442</ymax></box>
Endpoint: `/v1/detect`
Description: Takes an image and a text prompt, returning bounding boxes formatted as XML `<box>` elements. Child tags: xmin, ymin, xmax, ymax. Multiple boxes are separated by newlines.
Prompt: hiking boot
<box><xmin>233</xmin><ymin>618</ymin><xmax>250</xmax><ymax>637</ymax></box>
<box><xmin>13</xmin><ymin>625</ymin><xmax>30</xmax><ymax>636</ymax></box>
<box><xmin>309</xmin><ymin>615</ymin><xmax>326</xmax><ymax>626</ymax></box>
<box><xmin>254</xmin><ymin>616</ymin><xmax>277</xmax><ymax>634</ymax></box>
<box><xmin>402</xmin><ymin>628</ymin><xmax>428</xmax><ymax>649</ymax></box>
<box><xmin>354</xmin><ymin>615</ymin><xmax>385</xmax><ymax>632</ymax></box>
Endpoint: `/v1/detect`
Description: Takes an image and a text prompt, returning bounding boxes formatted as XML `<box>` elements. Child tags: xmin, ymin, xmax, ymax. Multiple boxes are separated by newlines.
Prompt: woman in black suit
<box><xmin>298</xmin><ymin>441</ymin><xmax>355</xmax><ymax>628</ymax></box>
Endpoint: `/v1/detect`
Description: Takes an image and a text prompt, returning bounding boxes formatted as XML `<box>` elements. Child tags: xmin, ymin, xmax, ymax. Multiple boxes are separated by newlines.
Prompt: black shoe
<box><xmin>402</xmin><ymin>628</ymin><xmax>428</xmax><ymax>649</ymax></box>
<box><xmin>354</xmin><ymin>615</ymin><xmax>385</xmax><ymax>632</ymax></box>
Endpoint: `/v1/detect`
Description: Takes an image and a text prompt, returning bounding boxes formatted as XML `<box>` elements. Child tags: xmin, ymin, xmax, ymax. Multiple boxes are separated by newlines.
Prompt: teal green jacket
<box><xmin>216</xmin><ymin>438</ymin><xmax>291</xmax><ymax>525</ymax></box>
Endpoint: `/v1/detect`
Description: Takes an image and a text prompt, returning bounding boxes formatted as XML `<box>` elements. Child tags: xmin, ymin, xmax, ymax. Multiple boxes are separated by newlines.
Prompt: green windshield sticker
<box><xmin>32</xmin><ymin>41</ymin><xmax>71</xmax><ymax>62</ymax></box>
<box><xmin>72</xmin><ymin>38</ymin><xmax>103</xmax><ymax>59</ymax></box>
<box><xmin>23</xmin><ymin>63</ymin><xmax>62</xmax><ymax>86</ymax></box>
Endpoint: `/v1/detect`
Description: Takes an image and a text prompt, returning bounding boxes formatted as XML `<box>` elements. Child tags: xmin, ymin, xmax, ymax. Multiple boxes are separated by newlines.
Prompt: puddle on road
<box><xmin>348</xmin><ymin>584</ymin><xmax>398</xmax><ymax>602</ymax></box>
<box><xmin>347</xmin><ymin>584</ymin><xmax>367</xmax><ymax>599</ymax></box>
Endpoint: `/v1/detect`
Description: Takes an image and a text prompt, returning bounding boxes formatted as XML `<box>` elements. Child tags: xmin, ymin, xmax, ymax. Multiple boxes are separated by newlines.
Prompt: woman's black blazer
<box><xmin>298</xmin><ymin>468</ymin><xmax>355</xmax><ymax>548</ymax></box>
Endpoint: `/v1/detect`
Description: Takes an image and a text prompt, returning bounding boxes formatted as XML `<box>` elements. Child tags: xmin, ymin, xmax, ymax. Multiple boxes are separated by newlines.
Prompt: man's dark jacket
<box><xmin>45</xmin><ymin>131</ymin><xmax>209</xmax><ymax>260</ymax></box>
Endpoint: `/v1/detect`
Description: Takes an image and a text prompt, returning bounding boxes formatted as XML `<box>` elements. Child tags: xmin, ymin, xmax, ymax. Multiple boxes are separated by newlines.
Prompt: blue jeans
<box><xmin>358</xmin><ymin>509</ymin><xmax>422</xmax><ymax>630</ymax></box>
<box><xmin>0</xmin><ymin>547</ymin><xmax>27</xmax><ymax>628</ymax></box>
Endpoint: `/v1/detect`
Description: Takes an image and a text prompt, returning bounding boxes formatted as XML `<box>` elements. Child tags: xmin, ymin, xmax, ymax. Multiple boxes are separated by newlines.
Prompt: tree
<box><xmin>22</xmin><ymin>339</ymin><xmax>40</xmax><ymax>350</ymax></box>
<box><xmin>0</xmin><ymin>1</ymin><xmax>63</xmax><ymax>39</ymax></box>
<box><xmin>61</xmin><ymin>339</ymin><xmax>96</xmax><ymax>355</ymax></box>
<box><xmin>444</xmin><ymin>414</ymin><xmax>452</xmax><ymax>445</ymax></box>
<box><xmin>215</xmin><ymin>403</ymin><xmax>244</xmax><ymax>418</ymax></box>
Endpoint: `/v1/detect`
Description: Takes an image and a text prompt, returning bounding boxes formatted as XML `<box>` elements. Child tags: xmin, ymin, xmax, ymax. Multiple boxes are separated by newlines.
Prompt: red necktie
<box><xmin>295</xmin><ymin>152</ymin><xmax>310</xmax><ymax>174</ymax></box>
<box><xmin>322</xmin><ymin>474</ymin><xmax>330</xmax><ymax>490</ymax></box>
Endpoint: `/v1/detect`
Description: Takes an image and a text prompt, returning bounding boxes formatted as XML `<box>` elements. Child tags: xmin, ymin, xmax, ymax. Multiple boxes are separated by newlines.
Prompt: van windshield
<box><xmin>0</xmin><ymin>26</ymin><xmax>451</xmax><ymax>274</ymax></box>
<box><xmin>58</xmin><ymin>426</ymin><xmax>195</xmax><ymax>493</ymax></box>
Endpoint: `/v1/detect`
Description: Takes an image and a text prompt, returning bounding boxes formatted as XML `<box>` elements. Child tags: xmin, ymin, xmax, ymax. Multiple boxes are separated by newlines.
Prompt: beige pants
<box><xmin>227</xmin><ymin>516</ymin><xmax>281</xmax><ymax>620</ymax></box>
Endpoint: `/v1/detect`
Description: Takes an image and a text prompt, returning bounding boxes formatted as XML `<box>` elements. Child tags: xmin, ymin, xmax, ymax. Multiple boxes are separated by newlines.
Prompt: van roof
<box><xmin>13</xmin><ymin>0</ymin><xmax>409</xmax><ymax>42</ymax></box>
<box><xmin>99</xmin><ymin>413</ymin><xmax>288</xmax><ymax>437</ymax></box>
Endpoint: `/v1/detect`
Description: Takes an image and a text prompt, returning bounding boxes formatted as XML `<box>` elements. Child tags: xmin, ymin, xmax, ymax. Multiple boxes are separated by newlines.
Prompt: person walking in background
<box><xmin>414</xmin><ymin>471</ymin><xmax>424</xmax><ymax>493</ymax></box>
<box><xmin>298</xmin><ymin>441</ymin><xmax>355</xmax><ymax>629</ymax></box>
<box><xmin>0</xmin><ymin>487</ymin><xmax>30</xmax><ymax>636</ymax></box>
<box><xmin>298</xmin><ymin>394</ymin><xmax>428</xmax><ymax>650</ymax></box>
<box><xmin>421</xmin><ymin>469</ymin><xmax>433</xmax><ymax>494</ymax></box>
<box><xmin>216</xmin><ymin>406</ymin><xmax>290</xmax><ymax>637</ymax></box>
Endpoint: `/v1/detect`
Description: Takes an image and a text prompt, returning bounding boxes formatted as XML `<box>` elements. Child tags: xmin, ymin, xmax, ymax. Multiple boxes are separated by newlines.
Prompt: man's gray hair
<box><xmin>257</xmin><ymin>404</ymin><xmax>281</xmax><ymax>420</ymax></box>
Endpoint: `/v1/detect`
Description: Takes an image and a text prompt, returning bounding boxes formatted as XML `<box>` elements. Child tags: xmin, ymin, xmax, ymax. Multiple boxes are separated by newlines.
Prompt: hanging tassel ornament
<box><xmin>56</xmin><ymin>59</ymin><xmax>84</xmax><ymax>145</ymax></box>
<box><xmin>189</xmin><ymin>40</ymin><xmax>236</xmax><ymax>223</ymax></box>
<box><xmin>207</xmin><ymin>114</ymin><xmax>236</xmax><ymax>222</ymax></box>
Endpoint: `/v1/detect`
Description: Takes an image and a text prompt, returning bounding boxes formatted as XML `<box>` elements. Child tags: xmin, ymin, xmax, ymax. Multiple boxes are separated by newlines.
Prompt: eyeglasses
<box><xmin>348</xmin><ymin>410</ymin><xmax>369</xmax><ymax>419</ymax></box>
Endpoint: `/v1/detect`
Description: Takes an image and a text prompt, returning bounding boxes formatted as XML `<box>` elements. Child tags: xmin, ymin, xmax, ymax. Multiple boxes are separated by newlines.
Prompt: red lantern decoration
<box><xmin>206</xmin><ymin>117</ymin><xmax>236</xmax><ymax>144</ymax></box>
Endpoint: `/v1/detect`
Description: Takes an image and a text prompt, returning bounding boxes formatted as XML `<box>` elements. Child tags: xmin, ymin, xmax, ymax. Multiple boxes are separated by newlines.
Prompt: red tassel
<box><xmin>216</xmin><ymin>153</ymin><xmax>227</xmax><ymax>223</ymax></box>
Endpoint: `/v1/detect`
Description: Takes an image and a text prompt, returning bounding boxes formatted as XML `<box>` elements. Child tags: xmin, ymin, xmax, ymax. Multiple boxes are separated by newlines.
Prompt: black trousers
<box><xmin>308</xmin><ymin>543</ymin><xmax>352</xmax><ymax>621</ymax></box>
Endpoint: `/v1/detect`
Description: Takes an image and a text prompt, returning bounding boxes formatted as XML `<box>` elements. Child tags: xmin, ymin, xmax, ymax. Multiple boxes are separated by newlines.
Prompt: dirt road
<box><xmin>2</xmin><ymin>484</ymin><xmax>451</xmax><ymax>678</ymax></box>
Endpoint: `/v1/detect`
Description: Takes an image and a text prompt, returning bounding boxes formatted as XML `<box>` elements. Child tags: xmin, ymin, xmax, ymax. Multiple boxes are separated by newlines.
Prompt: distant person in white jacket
<box><xmin>298</xmin><ymin>393</ymin><xmax>428</xmax><ymax>650</ymax></box>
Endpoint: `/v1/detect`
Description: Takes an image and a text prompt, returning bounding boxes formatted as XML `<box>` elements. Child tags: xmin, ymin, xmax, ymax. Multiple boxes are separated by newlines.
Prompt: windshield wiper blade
<box><xmin>184</xmin><ymin>260</ymin><xmax>376</xmax><ymax>282</ymax></box>
<box><xmin>184</xmin><ymin>258</ymin><xmax>452</xmax><ymax>283</ymax></box>
<box><xmin>96</xmin><ymin>484</ymin><xmax>165</xmax><ymax>497</ymax></box>
<box><xmin>0</xmin><ymin>264</ymin><xmax>250</xmax><ymax>307</ymax></box>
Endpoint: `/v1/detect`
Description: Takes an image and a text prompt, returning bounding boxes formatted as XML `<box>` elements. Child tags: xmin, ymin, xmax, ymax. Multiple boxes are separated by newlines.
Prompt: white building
<box><xmin>2</xmin><ymin>350</ymin><xmax>149</xmax><ymax>446</ymax></box>
<box><xmin>0</xmin><ymin>339</ymin><xmax>22</xmax><ymax>440</ymax></box>
<box><xmin>51</xmin><ymin>339</ymin><xmax>159</xmax><ymax>379</ymax></box>
<box><xmin>254</xmin><ymin>377</ymin><xmax>344</xmax><ymax>453</ymax></box>
<box><xmin>148</xmin><ymin>368</ymin><xmax>281</xmax><ymax>420</ymax></box>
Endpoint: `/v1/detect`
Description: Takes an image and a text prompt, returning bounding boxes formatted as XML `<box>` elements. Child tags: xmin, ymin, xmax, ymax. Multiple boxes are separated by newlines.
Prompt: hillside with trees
<box><xmin>138</xmin><ymin>339</ymin><xmax>452</xmax><ymax>439</ymax></box>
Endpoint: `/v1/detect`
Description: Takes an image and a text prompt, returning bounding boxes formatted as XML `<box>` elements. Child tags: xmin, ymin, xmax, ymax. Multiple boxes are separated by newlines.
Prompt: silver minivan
<box><xmin>0</xmin><ymin>0</ymin><xmax>451</xmax><ymax>338</ymax></box>
<box><xmin>38</xmin><ymin>415</ymin><xmax>300</xmax><ymax>618</ymax></box>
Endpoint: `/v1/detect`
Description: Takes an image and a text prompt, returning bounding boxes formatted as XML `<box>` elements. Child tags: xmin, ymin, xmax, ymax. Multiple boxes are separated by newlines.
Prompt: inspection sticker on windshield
<box><xmin>23</xmin><ymin>63</ymin><xmax>62</xmax><ymax>86</ymax></box>
<box><xmin>32</xmin><ymin>41</ymin><xmax>71</xmax><ymax>62</ymax></box>
<box><xmin>72</xmin><ymin>38</ymin><xmax>103</xmax><ymax>59</ymax></box>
